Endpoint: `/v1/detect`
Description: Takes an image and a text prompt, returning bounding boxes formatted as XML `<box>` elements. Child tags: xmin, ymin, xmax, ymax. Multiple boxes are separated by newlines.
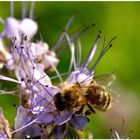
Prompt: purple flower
<box><xmin>0</xmin><ymin>2</ymin><xmax>38</xmax><ymax>41</ymax></box>
<box><xmin>13</xmin><ymin>106</ymin><xmax>45</xmax><ymax>139</ymax></box>
<box><xmin>0</xmin><ymin>1</ymin><xmax>118</xmax><ymax>139</ymax></box>
<box><xmin>52</xmin><ymin>124</ymin><xmax>67</xmax><ymax>139</ymax></box>
<box><xmin>28</xmin><ymin>41</ymin><xmax>59</xmax><ymax>71</ymax></box>
<box><xmin>69</xmin><ymin>114</ymin><xmax>88</xmax><ymax>130</ymax></box>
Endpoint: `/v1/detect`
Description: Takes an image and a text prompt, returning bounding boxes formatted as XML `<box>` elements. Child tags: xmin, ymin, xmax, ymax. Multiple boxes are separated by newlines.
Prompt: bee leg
<box><xmin>57</xmin><ymin>110</ymin><xmax>61</xmax><ymax>117</ymax></box>
<box><xmin>85</xmin><ymin>110</ymin><xmax>92</xmax><ymax>116</ymax></box>
<box><xmin>87</xmin><ymin>104</ymin><xmax>96</xmax><ymax>114</ymax></box>
<box><xmin>75</xmin><ymin>105</ymin><xmax>84</xmax><ymax>114</ymax></box>
<box><xmin>56</xmin><ymin>110</ymin><xmax>61</xmax><ymax>117</ymax></box>
<box><xmin>86</xmin><ymin>116</ymin><xmax>90</xmax><ymax>122</ymax></box>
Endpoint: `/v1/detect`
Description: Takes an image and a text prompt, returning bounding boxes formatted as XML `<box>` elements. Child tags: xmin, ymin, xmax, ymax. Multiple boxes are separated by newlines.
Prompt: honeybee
<box><xmin>54</xmin><ymin>73</ymin><xmax>117</xmax><ymax>115</ymax></box>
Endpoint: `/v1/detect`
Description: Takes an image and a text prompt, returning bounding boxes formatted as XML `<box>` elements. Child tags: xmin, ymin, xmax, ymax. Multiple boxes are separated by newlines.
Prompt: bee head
<box><xmin>54</xmin><ymin>92</ymin><xmax>65</xmax><ymax>111</ymax></box>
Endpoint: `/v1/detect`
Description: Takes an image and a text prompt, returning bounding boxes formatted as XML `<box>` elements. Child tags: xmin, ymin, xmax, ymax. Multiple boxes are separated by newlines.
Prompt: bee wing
<box><xmin>110</xmin><ymin>90</ymin><xmax>120</xmax><ymax>103</ymax></box>
<box><xmin>94</xmin><ymin>73</ymin><xmax>116</xmax><ymax>87</ymax></box>
<box><xmin>105</xmin><ymin>84</ymin><xmax>120</xmax><ymax>103</ymax></box>
<box><xmin>94</xmin><ymin>72</ymin><xmax>120</xmax><ymax>103</ymax></box>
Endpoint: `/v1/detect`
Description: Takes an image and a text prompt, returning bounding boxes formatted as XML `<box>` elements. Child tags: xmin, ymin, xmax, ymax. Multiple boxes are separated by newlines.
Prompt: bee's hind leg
<box><xmin>75</xmin><ymin>105</ymin><xmax>84</xmax><ymax>114</ymax></box>
<box><xmin>85</xmin><ymin>110</ymin><xmax>92</xmax><ymax>116</ymax></box>
<box><xmin>87</xmin><ymin>104</ymin><xmax>96</xmax><ymax>114</ymax></box>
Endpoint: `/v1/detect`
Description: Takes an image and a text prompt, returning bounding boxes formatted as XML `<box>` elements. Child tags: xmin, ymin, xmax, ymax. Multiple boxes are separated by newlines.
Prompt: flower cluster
<box><xmin>0</xmin><ymin>2</ymin><xmax>116</xmax><ymax>139</ymax></box>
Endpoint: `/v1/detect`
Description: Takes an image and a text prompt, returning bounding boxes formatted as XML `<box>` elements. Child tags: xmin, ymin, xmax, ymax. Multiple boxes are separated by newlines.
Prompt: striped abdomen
<box><xmin>85</xmin><ymin>84</ymin><xmax>112</xmax><ymax>111</ymax></box>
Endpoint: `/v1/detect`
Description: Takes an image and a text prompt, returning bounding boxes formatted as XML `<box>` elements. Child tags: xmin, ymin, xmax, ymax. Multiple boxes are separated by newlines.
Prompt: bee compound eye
<box><xmin>54</xmin><ymin>92</ymin><xmax>62</xmax><ymax>99</ymax></box>
<box><xmin>54</xmin><ymin>92</ymin><xmax>65</xmax><ymax>111</ymax></box>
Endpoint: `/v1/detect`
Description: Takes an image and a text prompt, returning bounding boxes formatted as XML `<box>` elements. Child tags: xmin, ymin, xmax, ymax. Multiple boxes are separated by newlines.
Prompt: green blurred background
<box><xmin>0</xmin><ymin>1</ymin><xmax>140</xmax><ymax>138</ymax></box>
